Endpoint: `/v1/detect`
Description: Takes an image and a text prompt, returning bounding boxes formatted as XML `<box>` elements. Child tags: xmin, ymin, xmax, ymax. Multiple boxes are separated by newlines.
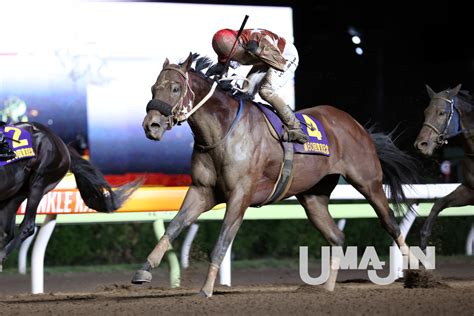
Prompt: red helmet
<box><xmin>212</xmin><ymin>29</ymin><xmax>238</xmax><ymax>63</ymax></box>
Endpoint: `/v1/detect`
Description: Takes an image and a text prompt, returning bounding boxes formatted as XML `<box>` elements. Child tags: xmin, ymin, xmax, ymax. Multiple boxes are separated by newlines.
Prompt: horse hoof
<box><xmin>199</xmin><ymin>289</ymin><xmax>213</xmax><ymax>298</ymax></box>
<box><xmin>323</xmin><ymin>283</ymin><xmax>336</xmax><ymax>292</ymax></box>
<box><xmin>131</xmin><ymin>269</ymin><xmax>152</xmax><ymax>284</ymax></box>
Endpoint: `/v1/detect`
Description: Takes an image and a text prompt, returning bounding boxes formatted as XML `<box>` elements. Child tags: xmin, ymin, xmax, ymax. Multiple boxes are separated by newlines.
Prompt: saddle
<box><xmin>254</xmin><ymin>103</ymin><xmax>331</xmax><ymax>206</ymax></box>
<box><xmin>255</xmin><ymin>102</ymin><xmax>330</xmax><ymax>156</ymax></box>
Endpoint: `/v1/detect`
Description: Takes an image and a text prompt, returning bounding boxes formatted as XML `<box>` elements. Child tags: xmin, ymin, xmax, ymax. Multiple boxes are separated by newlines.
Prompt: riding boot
<box><xmin>0</xmin><ymin>133</ymin><xmax>15</xmax><ymax>161</ymax></box>
<box><xmin>269</xmin><ymin>97</ymin><xmax>309</xmax><ymax>144</ymax></box>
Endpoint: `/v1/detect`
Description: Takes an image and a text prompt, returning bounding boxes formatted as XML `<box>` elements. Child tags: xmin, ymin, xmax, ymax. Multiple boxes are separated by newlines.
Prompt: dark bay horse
<box><xmin>414</xmin><ymin>84</ymin><xmax>474</xmax><ymax>249</ymax></box>
<box><xmin>135</xmin><ymin>53</ymin><xmax>420</xmax><ymax>296</ymax></box>
<box><xmin>0</xmin><ymin>122</ymin><xmax>141</xmax><ymax>270</ymax></box>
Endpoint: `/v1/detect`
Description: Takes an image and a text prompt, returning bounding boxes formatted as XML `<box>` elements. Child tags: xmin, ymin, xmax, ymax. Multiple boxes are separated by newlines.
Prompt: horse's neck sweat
<box><xmin>187</xmin><ymin>91</ymin><xmax>235</xmax><ymax>148</ymax></box>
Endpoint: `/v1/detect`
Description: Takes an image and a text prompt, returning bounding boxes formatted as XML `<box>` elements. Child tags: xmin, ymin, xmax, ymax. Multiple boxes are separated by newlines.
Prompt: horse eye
<box><xmin>439</xmin><ymin>111</ymin><xmax>445</xmax><ymax>116</ymax></box>
<box><xmin>172</xmin><ymin>87</ymin><xmax>180</xmax><ymax>93</ymax></box>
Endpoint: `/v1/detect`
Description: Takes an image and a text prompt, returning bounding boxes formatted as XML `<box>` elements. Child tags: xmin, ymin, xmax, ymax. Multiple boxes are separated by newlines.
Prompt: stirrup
<box><xmin>0</xmin><ymin>151</ymin><xmax>16</xmax><ymax>161</ymax></box>
<box><xmin>0</xmin><ymin>140</ymin><xmax>15</xmax><ymax>161</ymax></box>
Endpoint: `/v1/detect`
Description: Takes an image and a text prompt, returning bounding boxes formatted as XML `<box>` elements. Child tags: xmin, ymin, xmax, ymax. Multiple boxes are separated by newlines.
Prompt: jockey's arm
<box><xmin>245</xmin><ymin>36</ymin><xmax>286</xmax><ymax>72</ymax></box>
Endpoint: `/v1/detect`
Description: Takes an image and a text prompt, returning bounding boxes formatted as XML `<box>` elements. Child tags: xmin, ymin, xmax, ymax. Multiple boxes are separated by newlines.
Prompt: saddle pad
<box><xmin>255</xmin><ymin>103</ymin><xmax>330</xmax><ymax>156</ymax></box>
<box><xmin>0</xmin><ymin>126</ymin><xmax>36</xmax><ymax>166</ymax></box>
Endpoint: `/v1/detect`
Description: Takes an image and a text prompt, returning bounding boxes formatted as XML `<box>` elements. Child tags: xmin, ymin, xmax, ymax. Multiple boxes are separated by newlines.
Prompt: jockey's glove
<box><xmin>246</xmin><ymin>40</ymin><xmax>261</xmax><ymax>55</ymax></box>
<box><xmin>229</xmin><ymin>61</ymin><xmax>240</xmax><ymax>69</ymax></box>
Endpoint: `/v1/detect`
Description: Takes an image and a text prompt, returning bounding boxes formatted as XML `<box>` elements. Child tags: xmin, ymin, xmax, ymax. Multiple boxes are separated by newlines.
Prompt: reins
<box><xmin>194</xmin><ymin>98</ymin><xmax>243</xmax><ymax>152</ymax></box>
<box><xmin>184</xmin><ymin>81</ymin><xmax>218</xmax><ymax>120</ymax></box>
<box><xmin>161</xmin><ymin>66</ymin><xmax>243</xmax><ymax>152</ymax></box>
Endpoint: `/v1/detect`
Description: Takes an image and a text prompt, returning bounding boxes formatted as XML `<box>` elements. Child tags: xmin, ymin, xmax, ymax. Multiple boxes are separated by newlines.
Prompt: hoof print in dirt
<box><xmin>404</xmin><ymin>270</ymin><xmax>450</xmax><ymax>289</ymax></box>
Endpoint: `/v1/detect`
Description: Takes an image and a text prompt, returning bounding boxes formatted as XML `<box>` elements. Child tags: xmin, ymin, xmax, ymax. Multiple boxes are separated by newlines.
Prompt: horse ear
<box><xmin>163</xmin><ymin>58</ymin><xmax>170</xmax><ymax>68</ymax></box>
<box><xmin>450</xmin><ymin>84</ymin><xmax>462</xmax><ymax>96</ymax></box>
<box><xmin>425</xmin><ymin>84</ymin><xmax>436</xmax><ymax>98</ymax></box>
<box><xmin>181</xmin><ymin>52</ymin><xmax>193</xmax><ymax>71</ymax></box>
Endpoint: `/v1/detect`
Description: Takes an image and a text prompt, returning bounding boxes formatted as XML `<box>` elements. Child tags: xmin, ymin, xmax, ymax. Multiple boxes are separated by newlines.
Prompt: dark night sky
<box><xmin>161</xmin><ymin>1</ymin><xmax>473</xmax><ymax>144</ymax></box>
<box><xmin>290</xmin><ymin>2</ymin><xmax>473</xmax><ymax>139</ymax></box>
<box><xmin>267</xmin><ymin>1</ymin><xmax>471</xmax><ymax>181</ymax></box>
<box><xmin>152</xmin><ymin>0</ymin><xmax>473</xmax><ymax>179</ymax></box>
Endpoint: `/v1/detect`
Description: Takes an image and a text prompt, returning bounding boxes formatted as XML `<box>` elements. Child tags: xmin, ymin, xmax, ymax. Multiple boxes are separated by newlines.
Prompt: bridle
<box><xmin>147</xmin><ymin>65</ymin><xmax>242</xmax><ymax>152</ymax></box>
<box><xmin>422</xmin><ymin>95</ymin><xmax>458</xmax><ymax>145</ymax></box>
<box><xmin>147</xmin><ymin>65</ymin><xmax>219</xmax><ymax>127</ymax></box>
<box><xmin>147</xmin><ymin>66</ymin><xmax>195</xmax><ymax>126</ymax></box>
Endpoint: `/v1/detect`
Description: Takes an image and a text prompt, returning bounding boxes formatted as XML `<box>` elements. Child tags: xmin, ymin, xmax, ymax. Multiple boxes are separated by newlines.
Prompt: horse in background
<box><xmin>136</xmin><ymin>53</ymin><xmax>420</xmax><ymax>296</ymax></box>
<box><xmin>0</xmin><ymin>122</ymin><xmax>141</xmax><ymax>270</ymax></box>
<box><xmin>414</xmin><ymin>84</ymin><xmax>474</xmax><ymax>249</ymax></box>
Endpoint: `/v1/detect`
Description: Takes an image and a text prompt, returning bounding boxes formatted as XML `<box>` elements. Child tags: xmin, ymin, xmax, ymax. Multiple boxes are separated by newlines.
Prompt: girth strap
<box><xmin>259</xmin><ymin>141</ymin><xmax>294</xmax><ymax>206</ymax></box>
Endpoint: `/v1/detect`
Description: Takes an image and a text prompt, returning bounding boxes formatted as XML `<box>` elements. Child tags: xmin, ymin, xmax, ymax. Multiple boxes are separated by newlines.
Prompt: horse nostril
<box><xmin>417</xmin><ymin>141</ymin><xmax>428</xmax><ymax>149</ymax></box>
<box><xmin>151</xmin><ymin>122</ymin><xmax>161</xmax><ymax>129</ymax></box>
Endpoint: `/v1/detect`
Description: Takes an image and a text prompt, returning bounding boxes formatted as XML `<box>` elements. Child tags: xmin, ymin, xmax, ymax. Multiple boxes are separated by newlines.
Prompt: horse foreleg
<box><xmin>420</xmin><ymin>184</ymin><xmax>474</xmax><ymax>250</ymax></box>
<box><xmin>132</xmin><ymin>185</ymin><xmax>215</xmax><ymax>284</ymax></box>
<box><xmin>200</xmin><ymin>192</ymin><xmax>249</xmax><ymax>298</ymax></box>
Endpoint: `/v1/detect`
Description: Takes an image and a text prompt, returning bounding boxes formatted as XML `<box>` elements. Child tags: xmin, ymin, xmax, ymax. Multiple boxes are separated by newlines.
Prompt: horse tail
<box><xmin>369</xmin><ymin>128</ymin><xmax>421</xmax><ymax>215</ymax></box>
<box><xmin>67</xmin><ymin>144</ymin><xmax>142</xmax><ymax>213</ymax></box>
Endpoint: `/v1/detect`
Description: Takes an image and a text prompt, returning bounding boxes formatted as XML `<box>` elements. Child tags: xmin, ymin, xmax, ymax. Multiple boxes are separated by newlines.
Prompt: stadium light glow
<box><xmin>352</xmin><ymin>35</ymin><xmax>361</xmax><ymax>44</ymax></box>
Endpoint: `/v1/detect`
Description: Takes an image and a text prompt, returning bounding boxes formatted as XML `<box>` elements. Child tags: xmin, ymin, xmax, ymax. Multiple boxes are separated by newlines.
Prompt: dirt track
<box><xmin>1</xmin><ymin>259</ymin><xmax>473</xmax><ymax>315</ymax></box>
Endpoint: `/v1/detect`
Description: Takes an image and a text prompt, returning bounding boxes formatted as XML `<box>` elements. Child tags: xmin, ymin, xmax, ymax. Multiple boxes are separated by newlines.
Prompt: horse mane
<box><xmin>458</xmin><ymin>90</ymin><xmax>472</xmax><ymax>101</ymax></box>
<box><xmin>455</xmin><ymin>89</ymin><xmax>474</xmax><ymax>112</ymax></box>
<box><xmin>180</xmin><ymin>53</ymin><xmax>254</xmax><ymax>100</ymax></box>
<box><xmin>179</xmin><ymin>53</ymin><xmax>216</xmax><ymax>81</ymax></box>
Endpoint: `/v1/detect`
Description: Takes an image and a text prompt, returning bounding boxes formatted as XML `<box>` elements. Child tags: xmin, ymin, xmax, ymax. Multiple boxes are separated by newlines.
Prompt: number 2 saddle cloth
<box><xmin>255</xmin><ymin>103</ymin><xmax>330</xmax><ymax>156</ymax></box>
<box><xmin>0</xmin><ymin>126</ymin><xmax>36</xmax><ymax>167</ymax></box>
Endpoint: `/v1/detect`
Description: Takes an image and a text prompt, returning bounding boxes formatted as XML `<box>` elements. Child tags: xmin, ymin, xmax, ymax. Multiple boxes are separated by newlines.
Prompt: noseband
<box><xmin>162</xmin><ymin>66</ymin><xmax>195</xmax><ymax>125</ymax></box>
<box><xmin>147</xmin><ymin>65</ymin><xmax>243</xmax><ymax>151</ymax></box>
<box><xmin>422</xmin><ymin>96</ymin><xmax>456</xmax><ymax>145</ymax></box>
<box><xmin>148</xmin><ymin>66</ymin><xmax>218</xmax><ymax>127</ymax></box>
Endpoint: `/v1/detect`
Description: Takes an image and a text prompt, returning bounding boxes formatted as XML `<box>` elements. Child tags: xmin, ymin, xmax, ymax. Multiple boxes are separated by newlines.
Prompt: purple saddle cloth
<box><xmin>255</xmin><ymin>103</ymin><xmax>330</xmax><ymax>156</ymax></box>
<box><xmin>0</xmin><ymin>125</ymin><xmax>35</xmax><ymax>166</ymax></box>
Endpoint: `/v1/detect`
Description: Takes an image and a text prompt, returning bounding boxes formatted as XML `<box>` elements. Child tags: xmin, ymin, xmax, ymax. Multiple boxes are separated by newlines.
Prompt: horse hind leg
<box><xmin>344</xmin><ymin>162</ymin><xmax>402</xmax><ymax>240</ymax></box>
<box><xmin>4</xmin><ymin>178</ymin><xmax>56</xmax><ymax>259</ymax></box>
<box><xmin>297</xmin><ymin>193</ymin><xmax>344</xmax><ymax>291</ymax></box>
<box><xmin>420</xmin><ymin>184</ymin><xmax>474</xmax><ymax>249</ymax></box>
<box><xmin>0</xmin><ymin>194</ymin><xmax>27</xmax><ymax>270</ymax></box>
<box><xmin>345</xmin><ymin>174</ymin><xmax>420</xmax><ymax>267</ymax></box>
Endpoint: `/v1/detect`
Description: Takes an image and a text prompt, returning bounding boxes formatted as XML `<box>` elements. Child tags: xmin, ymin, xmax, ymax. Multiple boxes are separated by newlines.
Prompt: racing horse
<box><xmin>0</xmin><ymin>122</ymin><xmax>141</xmax><ymax>270</ymax></box>
<box><xmin>135</xmin><ymin>53</ymin><xmax>420</xmax><ymax>296</ymax></box>
<box><xmin>414</xmin><ymin>84</ymin><xmax>474</xmax><ymax>249</ymax></box>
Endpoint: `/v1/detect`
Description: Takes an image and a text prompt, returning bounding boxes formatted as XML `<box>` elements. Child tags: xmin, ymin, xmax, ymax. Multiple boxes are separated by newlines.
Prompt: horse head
<box><xmin>414</xmin><ymin>84</ymin><xmax>462</xmax><ymax>156</ymax></box>
<box><xmin>143</xmin><ymin>53</ymin><xmax>195</xmax><ymax>141</ymax></box>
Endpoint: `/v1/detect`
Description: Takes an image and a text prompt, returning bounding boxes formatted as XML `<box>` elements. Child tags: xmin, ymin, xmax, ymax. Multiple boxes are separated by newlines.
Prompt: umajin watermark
<box><xmin>300</xmin><ymin>246</ymin><xmax>436</xmax><ymax>285</ymax></box>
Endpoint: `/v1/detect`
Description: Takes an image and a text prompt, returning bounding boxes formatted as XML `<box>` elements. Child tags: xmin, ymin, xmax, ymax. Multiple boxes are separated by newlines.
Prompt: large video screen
<box><xmin>0</xmin><ymin>2</ymin><xmax>294</xmax><ymax>174</ymax></box>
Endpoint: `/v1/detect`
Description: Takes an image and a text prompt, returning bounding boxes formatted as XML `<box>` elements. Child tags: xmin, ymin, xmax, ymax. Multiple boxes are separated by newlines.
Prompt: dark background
<box><xmin>147</xmin><ymin>0</ymin><xmax>474</xmax><ymax>122</ymax></box>
<box><xmin>158</xmin><ymin>0</ymin><xmax>473</xmax><ymax>182</ymax></box>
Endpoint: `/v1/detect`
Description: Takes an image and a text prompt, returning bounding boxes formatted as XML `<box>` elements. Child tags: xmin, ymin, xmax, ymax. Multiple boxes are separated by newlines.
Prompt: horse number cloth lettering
<box><xmin>0</xmin><ymin>126</ymin><xmax>35</xmax><ymax>166</ymax></box>
<box><xmin>256</xmin><ymin>103</ymin><xmax>330</xmax><ymax>156</ymax></box>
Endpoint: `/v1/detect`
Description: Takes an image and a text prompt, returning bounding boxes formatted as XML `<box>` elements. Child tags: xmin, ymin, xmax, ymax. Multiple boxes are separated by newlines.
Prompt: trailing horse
<box><xmin>414</xmin><ymin>84</ymin><xmax>474</xmax><ymax>249</ymax></box>
<box><xmin>135</xmin><ymin>53</ymin><xmax>420</xmax><ymax>296</ymax></box>
<box><xmin>0</xmin><ymin>122</ymin><xmax>141</xmax><ymax>270</ymax></box>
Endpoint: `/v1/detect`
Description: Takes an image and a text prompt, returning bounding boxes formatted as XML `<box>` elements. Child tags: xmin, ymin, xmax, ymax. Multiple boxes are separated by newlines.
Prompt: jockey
<box><xmin>212</xmin><ymin>28</ymin><xmax>309</xmax><ymax>144</ymax></box>
<box><xmin>0</xmin><ymin>123</ymin><xmax>15</xmax><ymax>161</ymax></box>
